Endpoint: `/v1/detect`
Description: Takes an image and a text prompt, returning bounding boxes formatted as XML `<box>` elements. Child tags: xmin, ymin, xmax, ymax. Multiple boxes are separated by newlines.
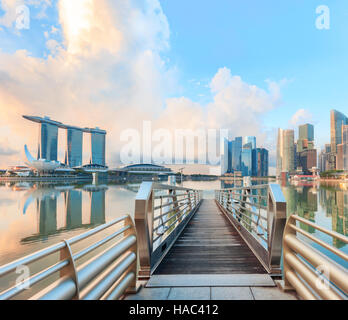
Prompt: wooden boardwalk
<box><xmin>154</xmin><ymin>199</ymin><xmax>266</xmax><ymax>275</ymax></box>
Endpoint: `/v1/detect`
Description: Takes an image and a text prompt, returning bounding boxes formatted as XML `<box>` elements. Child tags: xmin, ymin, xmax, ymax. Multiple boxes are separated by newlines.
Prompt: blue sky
<box><xmin>0</xmin><ymin>0</ymin><xmax>347</xmax><ymax>169</ymax></box>
<box><xmin>160</xmin><ymin>0</ymin><xmax>348</xmax><ymax>147</ymax></box>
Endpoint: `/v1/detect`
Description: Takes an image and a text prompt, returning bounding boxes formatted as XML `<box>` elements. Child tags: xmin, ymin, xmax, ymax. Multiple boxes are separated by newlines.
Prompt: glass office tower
<box><xmin>66</xmin><ymin>128</ymin><xmax>83</xmax><ymax>167</ymax></box>
<box><xmin>91</xmin><ymin>131</ymin><xmax>106</xmax><ymax>166</ymax></box>
<box><xmin>298</xmin><ymin>124</ymin><xmax>315</xmax><ymax>153</ymax></box>
<box><xmin>256</xmin><ymin>148</ymin><xmax>269</xmax><ymax>177</ymax></box>
<box><xmin>331</xmin><ymin>109</ymin><xmax>348</xmax><ymax>153</ymax></box>
<box><xmin>245</xmin><ymin>136</ymin><xmax>256</xmax><ymax>149</ymax></box>
<box><xmin>245</xmin><ymin>136</ymin><xmax>257</xmax><ymax>176</ymax></box>
<box><xmin>231</xmin><ymin>137</ymin><xmax>243</xmax><ymax>172</ymax></box>
<box><xmin>299</xmin><ymin>124</ymin><xmax>314</xmax><ymax>142</ymax></box>
<box><xmin>38</xmin><ymin>122</ymin><xmax>58</xmax><ymax>161</ymax></box>
<box><xmin>221</xmin><ymin>138</ymin><xmax>229</xmax><ymax>175</ymax></box>
<box><xmin>241</xmin><ymin>143</ymin><xmax>252</xmax><ymax>176</ymax></box>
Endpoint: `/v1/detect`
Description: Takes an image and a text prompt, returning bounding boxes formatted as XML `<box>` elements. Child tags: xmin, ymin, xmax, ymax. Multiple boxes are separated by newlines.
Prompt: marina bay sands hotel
<box><xmin>23</xmin><ymin>116</ymin><xmax>107</xmax><ymax>167</ymax></box>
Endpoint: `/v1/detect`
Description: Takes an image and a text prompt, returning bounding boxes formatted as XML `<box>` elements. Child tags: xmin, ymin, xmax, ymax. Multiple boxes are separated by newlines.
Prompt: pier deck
<box><xmin>154</xmin><ymin>200</ymin><xmax>266</xmax><ymax>275</ymax></box>
<box><xmin>126</xmin><ymin>200</ymin><xmax>298</xmax><ymax>300</ymax></box>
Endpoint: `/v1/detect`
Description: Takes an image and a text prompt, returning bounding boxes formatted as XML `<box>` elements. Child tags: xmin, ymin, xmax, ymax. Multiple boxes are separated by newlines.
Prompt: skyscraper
<box><xmin>299</xmin><ymin>124</ymin><xmax>314</xmax><ymax>142</ymax></box>
<box><xmin>231</xmin><ymin>137</ymin><xmax>242</xmax><ymax>171</ymax></box>
<box><xmin>245</xmin><ymin>136</ymin><xmax>256</xmax><ymax>149</ymax></box>
<box><xmin>343</xmin><ymin>125</ymin><xmax>348</xmax><ymax>171</ymax></box>
<box><xmin>38</xmin><ymin>122</ymin><xmax>59</xmax><ymax>161</ymax></box>
<box><xmin>331</xmin><ymin>109</ymin><xmax>348</xmax><ymax>153</ymax></box>
<box><xmin>90</xmin><ymin>131</ymin><xmax>106</xmax><ymax>166</ymax></box>
<box><xmin>296</xmin><ymin>123</ymin><xmax>317</xmax><ymax>174</ymax></box>
<box><xmin>297</xmin><ymin>123</ymin><xmax>314</xmax><ymax>153</ymax></box>
<box><xmin>65</xmin><ymin>127</ymin><xmax>83</xmax><ymax>167</ymax></box>
<box><xmin>221</xmin><ymin>138</ymin><xmax>229</xmax><ymax>175</ymax></box>
<box><xmin>241</xmin><ymin>143</ymin><xmax>252</xmax><ymax>176</ymax></box>
<box><xmin>277</xmin><ymin>128</ymin><xmax>295</xmax><ymax>177</ymax></box>
<box><xmin>255</xmin><ymin>148</ymin><xmax>269</xmax><ymax>177</ymax></box>
<box><xmin>298</xmin><ymin>149</ymin><xmax>317</xmax><ymax>174</ymax></box>
<box><xmin>221</xmin><ymin>136</ymin><xmax>263</xmax><ymax>176</ymax></box>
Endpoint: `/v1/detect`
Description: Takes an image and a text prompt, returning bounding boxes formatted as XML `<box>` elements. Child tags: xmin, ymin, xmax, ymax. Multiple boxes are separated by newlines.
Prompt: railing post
<box><xmin>268</xmin><ymin>183</ymin><xmax>287</xmax><ymax>272</ymax></box>
<box><xmin>187</xmin><ymin>190</ymin><xmax>192</xmax><ymax>213</ymax></box>
<box><xmin>59</xmin><ymin>241</ymin><xmax>80</xmax><ymax>300</ymax></box>
<box><xmin>134</xmin><ymin>182</ymin><xmax>154</xmax><ymax>280</ymax></box>
<box><xmin>281</xmin><ymin>215</ymin><xmax>297</xmax><ymax>291</ymax></box>
<box><xmin>124</xmin><ymin>216</ymin><xmax>139</xmax><ymax>294</ymax></box>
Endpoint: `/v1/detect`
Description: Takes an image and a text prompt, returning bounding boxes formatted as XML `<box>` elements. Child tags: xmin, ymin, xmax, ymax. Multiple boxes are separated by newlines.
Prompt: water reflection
<box><xmin>19</xmin><ymin>184</ymin><xmax>108</xmax><ymax>243</ymax></box>
<box><xmin>0</xmin><ymin>180</ymin><xmax>347</xmax><ymax>268</ymax></box>
<box><xmin>319</xmin><ymin>186</ymin><xmax>348</xmax><ymax>248</ymax></box>
<box><xmin>282</xmin><ymin>182</ymin><xmax>348</xmax><ymax>251</ymax></box>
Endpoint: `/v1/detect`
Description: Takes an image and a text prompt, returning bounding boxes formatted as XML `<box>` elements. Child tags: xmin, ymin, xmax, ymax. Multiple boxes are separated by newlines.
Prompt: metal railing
<box><xmin>281</xmin><ymin>215</ymin><xmax>348</xmax><ymax>300</ymax></box>
<box><xmin>215</xmin><ymin>183</ymin><xmax>287</xmax><ymax>273</ymax></box>
<box><xmin>134</xmin><ymin>182</ymin><xmax>202</xmax><ymax>279</ymax></box>
<box><xmin>0</xmin><ymin>215</ymin><xmax>137</xmax><ymax>300</ymax></box>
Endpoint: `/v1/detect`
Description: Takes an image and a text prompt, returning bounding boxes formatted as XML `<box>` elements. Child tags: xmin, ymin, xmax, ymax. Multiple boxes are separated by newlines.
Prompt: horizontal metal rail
<box><xmin>0</xmin><ymin>215</ymin><xmax>138</xmax><ymax>300</ymax></box>
<box><xmin>134</xmin><ymin>182</ymin><xmax>202</xmax><ymax>279</ymax></box>
<box><xmin>215</xmin><ymin>183</ymin><xmax>287</xmax><ymax>273</ymax></box>
<box><xmin>281</xmin><ymin>215</ymin><xmax>348</xmax><ymax>300</ymax></box>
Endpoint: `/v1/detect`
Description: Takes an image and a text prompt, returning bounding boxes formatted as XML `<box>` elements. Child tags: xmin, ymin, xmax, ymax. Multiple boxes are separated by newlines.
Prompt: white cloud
<box><xmin>0</xmin><ymin>0</ymin><xmax>284</xmax><ymax>168</ymax></box>
<box><xmin>289</xmin><ymin>109</ymin><xmax>313</xmax><ymax>126</ymax></box>
<box><xmin>0</xmin><ymin>0</ymin><xmax>175</xmax><ymax>167</ymax></box>
<box><xmin>0</xmin><ymin>0</ymin><xmax>51</xmax><ymax>28</ymax></box>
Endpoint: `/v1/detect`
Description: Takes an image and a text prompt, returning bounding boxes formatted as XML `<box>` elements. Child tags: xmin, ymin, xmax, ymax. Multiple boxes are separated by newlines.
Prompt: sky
<box><xmin>0</xmin><ymin>0</ymin><xmax>347</xmax><ymax>174</ymax></box>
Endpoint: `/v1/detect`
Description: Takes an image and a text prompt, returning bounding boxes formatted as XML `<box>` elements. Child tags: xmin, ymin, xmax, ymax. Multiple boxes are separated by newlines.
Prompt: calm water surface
<box><xmin>0</xmin><ymin>180</ymin><xmax>347</xmax><ymax>268</ymax></box>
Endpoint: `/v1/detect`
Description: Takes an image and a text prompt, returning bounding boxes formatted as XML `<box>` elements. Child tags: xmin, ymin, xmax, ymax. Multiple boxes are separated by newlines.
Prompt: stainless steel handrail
<box><xmin>215</xmin><ymin>183</ymin><xmax>287</xmax><ymax>273</ymax></box>
<box><xmin>0</xmin><ymin>215</ymin><xmax>138</xmax><ymax>300</ymax></box>
<box><xmin>134</xmin><ymin>182</ymin><xmax>202</xmax><ymax>279</ymax></box>
<box><xmin>280</xmin><ymin>215</ymin><xmax>348</xmax><ymax>300</ymax></box>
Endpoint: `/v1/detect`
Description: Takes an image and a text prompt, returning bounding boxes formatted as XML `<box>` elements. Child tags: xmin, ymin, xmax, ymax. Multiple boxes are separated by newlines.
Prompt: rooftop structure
<box><xmin>121</xmin><ymin>164</ymin><xmax>172</xmax><ymax>174</ymax></box>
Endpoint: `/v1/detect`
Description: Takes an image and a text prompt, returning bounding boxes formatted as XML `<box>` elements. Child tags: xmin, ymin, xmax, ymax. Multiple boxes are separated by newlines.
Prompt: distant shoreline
<box><xmin>0</xmin><ymin>176</ymin><xmax>93</xmax><ymax>182</ymax></box>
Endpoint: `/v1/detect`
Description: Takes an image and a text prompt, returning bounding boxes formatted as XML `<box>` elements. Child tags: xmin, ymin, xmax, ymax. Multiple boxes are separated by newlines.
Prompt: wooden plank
<box><xmin>154</xmin><ymin>199</ymin><xmax>267</xmax><ymax>275</ymax></box>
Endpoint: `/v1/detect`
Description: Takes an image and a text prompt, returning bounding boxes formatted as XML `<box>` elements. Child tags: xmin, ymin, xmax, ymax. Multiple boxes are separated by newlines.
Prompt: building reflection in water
<box><xmin>282</xmin><ymin>183</ymin><xmax>347</xmax><ymax>249</ymax></box>
<box><xmin>319</xmin><ymin>186</ymin><xmax>348</xmax><ymax>248</ymax></box>
<box><xmin>20</xmin><ymin>184</ymin><xmax>108</xmax><ymax>243</ymax></box>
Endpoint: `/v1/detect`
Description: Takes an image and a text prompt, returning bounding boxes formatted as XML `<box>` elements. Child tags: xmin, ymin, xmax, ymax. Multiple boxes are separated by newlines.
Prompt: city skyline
<box><xmin>221</xmin><ymin>135</ymin><xmax>269</xmax><ymax>177</ymax></box>
<box><xmin>0</xmin><ymin>1</ymin><xmax>348</xmax><ymax>174</ymax></box>
<box><xmin>277</xmin><ymin>109</ymin><xmax>348</xmax><ymax>177</ymax></box>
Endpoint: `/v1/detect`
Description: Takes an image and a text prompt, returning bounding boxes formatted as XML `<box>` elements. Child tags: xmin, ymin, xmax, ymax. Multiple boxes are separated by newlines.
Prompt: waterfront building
<box><xmin>122</xmin><ymin>164</ymin><xmax>172</xmax><ymax>174</ymax></box>
<box><xmin>297</xmin><ymin>124</ymin><xmax>314</xmax><ymax>153</ymax></box>
<box><xmin>298</xmin><ymin>149</ymin><xmax>317</xmax><ymax>174</ymax></box>
<box><xmin>295</xmin><ymin>123</ymin><xmax>317</xmax><ymax>174</ymax></box>
<box><xmin>319</xmin><ymin>150</ymin><xmax>327</xmax><ymax>172</ymax></box>
<box><xmin>255</xmin><ymin>148</ymin><xmax>269</xmax><ymax>177</ymax></box>
<box><xmin>245</xmin><ymin>136</ymin><xmax>257</xmax><ymax>176</ymax></box>
<box><xmin>241</xmin><ymin>143</ymin><xmax>252</xmax><ymax>176</ymax></box>
<box><xmin>65</xmin><ymin>127</ymin><xmax>83</xmax><ymax>167</ymax></box>
<box><xmin>245</xmin><ymin>136</ymin><xmax>256</xmax><ymax>149</ymax></box>
<box><xmin>221</xmin><ymin>138</ymin><xmax>229</xmax><ymax>175</ymax></box>
<box><xmin>23</xmin><ymin>116</ymin><xmax>107</xmax><ymax>168</ymax></box>
<box><xmin>221</xmin><ymin>135</ymin><xmax>268</xmax><ymax>177</ymax></box>
<box><xmin>277</xmin><ymin>128</ymin><xmax>295</xmax><ymax>177</ymax></box>
<box><xmin>343</xmin><ymin>125</ymin><xmax>348</xmax><ymax>171</ymax></box>
<box><xmin>336</xmin><ymin>144</ymin><xmax>344</xmax><ymax>171</ymax></box>
<box><xmin>231</xmin><ymin>137</ymin><xmax>243</xmax><ymax>172</ymax></box>
<box><xmin>330</xmin><ymin>109</ymin><xmax>348</xmax><ymax>154</ymax></box>
<box><xmin>90</xmin><ymin>130</ymin><xmax>106</xmax><ymax>166</ymax></box>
